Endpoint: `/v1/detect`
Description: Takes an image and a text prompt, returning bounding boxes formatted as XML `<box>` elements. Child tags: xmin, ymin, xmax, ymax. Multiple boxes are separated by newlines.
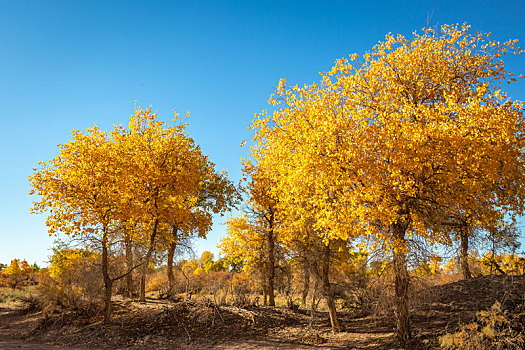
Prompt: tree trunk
<box><xmin>167</xmin><ymin>241</ymin><xmax>176</xmax><ymax>296</ymax></box>
<box><xmin>320</xmin><ymin>243</ymin><xmax>340</xmax><ymax>333</ymax></box>
<box><xmin>124</xmin><ymin>233</ymin><xmax>134</xmax><ymax>298</ymax></box>
<box><xmin>180</xmin><ymin>266</ymin><xmax>190</xmax><ymax>301</ymax></box>
<box><xmin>302</xmin><ymin>265</ymin><xmax>310</xmax><ymax>307</ymax></box>
<box><xmin>139</xmin><ymin>218</ymin><xmax>159</xmax><ymax>302</ymax></box>
<box><xmin>311</xmin><ymin>277</ymin><xmax>318</xmax><ymax>311</ymax></box>
<box><xmin>101</xmin><ymin>226</ymin><xmax>113</xmax><ymax>324</ymax></box>
<box><xmin>267</xmin><ymin>209</ymin><xmax>276</xmax><ymax>307</ymax></box>
<box><xmin>262</xmin><ymin>282</ymin><xmax>268</xmax><ymax>307</ymax></box>
<box><xmin>392</xmin><ymin>218</ymin><xmax>411</xmax><ymax>346</ymax></box>
<box><xmin>460</xmin><ymin>225</ymin><xmax>472</xmax><ymax>279</ymax></box>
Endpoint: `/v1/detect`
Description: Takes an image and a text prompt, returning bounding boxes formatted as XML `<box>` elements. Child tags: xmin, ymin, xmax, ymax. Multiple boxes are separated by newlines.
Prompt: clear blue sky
<box><xmin>1</xmin><ymin>0</ymin><xmax>524</xmax><ymax>266</ymax></box>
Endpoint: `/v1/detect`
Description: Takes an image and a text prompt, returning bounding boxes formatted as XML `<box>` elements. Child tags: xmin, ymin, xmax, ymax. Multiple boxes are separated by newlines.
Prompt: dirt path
<box><xmin>0</xmin><ymin>307</ymin><xmax>76</xmax><ymax>349</ymax></box>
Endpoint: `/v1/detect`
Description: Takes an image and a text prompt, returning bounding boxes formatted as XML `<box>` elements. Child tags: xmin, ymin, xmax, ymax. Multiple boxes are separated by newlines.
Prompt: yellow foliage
<box><xmin>3</xmin><ymin>259</ymin><xmax>22</xmax><ymax>275</ymax></box>
<box><xmin>249</xmin><ymin>24</ymin><xmax>525</xmax><ymax>253</ymax></box>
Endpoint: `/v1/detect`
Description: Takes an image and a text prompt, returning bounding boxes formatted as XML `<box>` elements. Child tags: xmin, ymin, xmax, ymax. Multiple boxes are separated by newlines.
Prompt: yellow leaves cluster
<box><xmin>29</xmin><ymin>106</ymin><xmax>238</xmax><ymax>247</ymax></box>
<box><xmin>2</xmin><ymin>259</ymin><xmax>34</xmax><ymax>275</ymax></box>
<box><xmin>249</xmin><ymin>24</ymin><xmax>525</xmax><ymax>250</ymax></box>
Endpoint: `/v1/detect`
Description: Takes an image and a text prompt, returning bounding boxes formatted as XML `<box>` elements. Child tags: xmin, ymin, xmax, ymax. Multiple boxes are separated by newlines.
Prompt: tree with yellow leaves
<box><xmin>112</xmin><ymin>107</ymin><xmax>238</xmax><ymax>301</ymax></box>
<box><xmin>30</xmin><ymin>106</ymin><xmax>237</xmax><ymax>321</ymax></box>
<box><xmin>220</xmin><ymin>214</ymin><xmax>280</xmax><ymax>306</ymax></box>
<box><xmin>250</xmin><ymin>24</ymin><xmax>524</xmax><ymax>345</ymax></box>
<box><xmin>30</xmin><ymin>124</ymin><xmax>123</xmax><ymax>322</ymax></box>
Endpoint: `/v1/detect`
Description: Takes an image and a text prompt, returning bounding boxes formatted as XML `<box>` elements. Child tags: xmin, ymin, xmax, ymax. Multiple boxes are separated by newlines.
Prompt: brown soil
<box><xmin>0</xmin><ymin>274</ymin><xmax>523</xmax><ymax>349</ymax></box>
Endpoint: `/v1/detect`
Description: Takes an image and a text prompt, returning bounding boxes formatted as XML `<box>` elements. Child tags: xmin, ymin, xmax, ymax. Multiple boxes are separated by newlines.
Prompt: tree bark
<box><xmin>267</xmin><ymin>209</ymin><xmax>276</xmax><ymax>307</ymax></box>
<box><xmin>262</xmin><ymin>280</ymin><xmax>268</xmax><ymax>307</ymax></box>
<box><xmin>101</xmin><ymin>226</ymin><xmax>113</xmax><ymax>324</ymax></box>
<box><xmin>167</xmin><ymin>240</ymin><xmax>176</xmax><ymax>296</ymax></box>
<box><xmin>311</xmin><ymin>277</ymin><xmax>318</xmax><ymax>311</ymax></box>
<box><xmin>302</xmin><ymin>265</ymin><xmax>310</xmax><ymax>307</ymax></box>
<box><xmin>460</xmin><ymin>224</ymin><xmax>472</xmax><ymax>279</ymax></box>
<box><xmin>166</xmin><ymin>225</ymin><xmax>179</xmax><ymax>297</ymax></box>
<box><xmin>124</xmin><ymin>232</ymin><xmax>134</xmax><ymax>298</ymax></box>
<box><xmin>392</xmin><ymin>217</ymin><xmax>411</xmax><ymax>346</ymax></box>
<box><xmin>139</xmin><ymin>218</ymin><xmax>159</xmax><ymax>302</ymax></box>
<box><xmin>320</xmin><ymin>243</ymin><xmax>340</xmax><ymax>333</ymax></box>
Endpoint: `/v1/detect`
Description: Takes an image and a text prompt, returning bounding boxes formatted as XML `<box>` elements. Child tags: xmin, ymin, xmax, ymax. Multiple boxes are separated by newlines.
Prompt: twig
<box><xmin>213</xmin><ymin>304</ymin><xmax>225</xmax><ymax>327</ymax></box>
<box><xmin>182</xmin><ymin>324</ymin><xmax>191</xmax><ymax>342</ymax></box>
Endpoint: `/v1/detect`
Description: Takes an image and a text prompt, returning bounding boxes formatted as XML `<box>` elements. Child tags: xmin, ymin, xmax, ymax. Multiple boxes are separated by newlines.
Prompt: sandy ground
<box><xmin>0</xmin><ymin>275</ymin><xmax>522</xmax><ymax>349</ymax></box>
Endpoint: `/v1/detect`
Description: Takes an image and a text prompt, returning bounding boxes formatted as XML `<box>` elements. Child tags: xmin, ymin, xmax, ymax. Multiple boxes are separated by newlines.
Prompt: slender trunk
<box><xmin>124</xmin><ymin>233</ymin><xmax>134</xmax><ymax>298</ymax></box>
<box><xmin>320</xmin><ymin>243</ymin><xmax>340</xmax><ymax>333</ymax></box>
<box><xmin>167</xmin><ymin>241</ymin><xmax>176</xmax><ymax>296</ymax></box>
<box><xmin>167</xmin><ymin>226</ymin><xmax>178</xmax><ymax>296</ymax></box>
<box><xmin>267</xmin><ymin>209</ymin><xmax>276</xmax><ymax>307</ymax></box>
<box><xmin>460</xmin><ymin>225</ymin><xmax>472</xmax><ymax>279</ymax></box>
<box><xmin>262</xmin><ymin>282</ymin><xmax>268</xmax><ymax>307</ymax></box>
<box><xmin>311</xmin><ymin>277</ymin><xmax>318</xmax><ymax>311</ymax></box>
<box><xmin>302</xmin><ymin>265</ymin><xmax>310</xmax><ymax>307</ymax></box>
<box><xmin>101</xmin><ymin>226</ymin><xmax>113</xmax><ymax>324</ymax></box>
<box><xmin>140</xmin><ymin>218</ymin><xmax>159</xmax><ymax>302</ymax></box>
<box><xmin>180</xmin><ymin>266</ymin><xmax>190</xmax><ymax>301</ymax></box>
<box><xmin>392</xmin><ymin>217</ymin><xmax>411</xmax><ymax>346</ymax></box>
<box><xmin>490</xmin><ymin>238</ymin><xmax>496</xmax><ymax>275</ymax></box>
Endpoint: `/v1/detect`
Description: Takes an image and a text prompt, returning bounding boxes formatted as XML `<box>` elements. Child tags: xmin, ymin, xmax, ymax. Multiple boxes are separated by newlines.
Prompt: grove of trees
<box><xmin>27</xmin><ymin>24</ymin><xmax>525</xmax><ymax>347</ymax></box>
<box><xmin>29</xmin><ymin>107</ymin><xmax>238</xmax><ymax>322</ymax></box>
<box><xmin>224</xmin><ymin>24</ymin><xmax>525</xmax><ymax>345</ymax></box>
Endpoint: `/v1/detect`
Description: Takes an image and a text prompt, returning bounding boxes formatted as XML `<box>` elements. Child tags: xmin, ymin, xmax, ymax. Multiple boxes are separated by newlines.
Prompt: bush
<box><xmin>439</xmin><ymin>302</ymin><xmax>525</xmax><ymax>349</ymax></box>
<box><xmin>37</xmin><ymin>248</ymin><xmax>103</xmax><ymax>315</ymax></box>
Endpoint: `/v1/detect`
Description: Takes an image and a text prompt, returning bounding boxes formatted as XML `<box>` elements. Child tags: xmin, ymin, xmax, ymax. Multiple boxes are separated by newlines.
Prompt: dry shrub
<box><xmin>439</xmin><ymin>301</ymin><xmax>525</xmax><ymax>349</ymax></box>
<box><xmin>230</xmin><ymin>272</ymin><xmax>259</xmax><ymax>307</ymax></box>
<box><xmin>347</xmin><ymin>273</ymin><xmax>395</xmax><ymax>317</ymax></box>
<box><xmin>37</xmin><ymin>251</ymin><xmax>103</xmax><ymax>315</ymax></box>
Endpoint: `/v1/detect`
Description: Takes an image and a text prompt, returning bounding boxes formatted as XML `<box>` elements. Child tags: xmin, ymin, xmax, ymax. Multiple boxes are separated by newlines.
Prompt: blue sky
<box><xmin>1</xmin><ymin>0</ymin><xmax>524</xmax><ymax>265</ymax></box>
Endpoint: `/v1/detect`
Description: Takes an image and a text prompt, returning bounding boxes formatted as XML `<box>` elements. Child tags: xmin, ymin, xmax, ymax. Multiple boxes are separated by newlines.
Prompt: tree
<box><xmin>220</xmin><ymin>215</ymin><xmax>278</xmax><ymax>306</ymax></box>
<box><xmin>3</xmin><ymin>259</ymin><xmax>22</xmax><ymax>275</ymax></box>
<box><xmin>30</xmin><ymin>124</ymin><xmax>123</xmax><ymax>322</ymax></box>
<box><xmin>2</xmin><ymin>259</ymin><xmax>36</xmax><ymax>289</ymax></box>
<box><xmin>30</xmin><ymin>106</ymin><xmax>237</xmax><ymax>321</ymax></box>
<box><xmin>111</xmin><ymin>107</ymin><xmax>237</xmax><ymax>301</ymax></box>
<box><xmin>163</xmin><ymin>168</ymin><xmax>238</xmax><ymax>296</ymax></box>
<box><xmin>249</xmin><ymin>24</ymin><xmax>524</xmax><ymax>345</ymax></box>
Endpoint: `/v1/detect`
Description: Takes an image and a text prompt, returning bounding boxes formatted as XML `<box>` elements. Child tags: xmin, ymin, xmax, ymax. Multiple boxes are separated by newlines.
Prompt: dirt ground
<box><xmin>0</xmin><ymin>275</ymin><xmax>523</xmax><ymax>350</ymax></box>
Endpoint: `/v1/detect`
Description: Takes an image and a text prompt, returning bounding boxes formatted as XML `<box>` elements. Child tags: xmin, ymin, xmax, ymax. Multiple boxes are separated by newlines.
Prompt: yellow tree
<box><xmin>219</xmin><ymin>213</ymin><xmax>284</xmax><ymax>306</ymax></box>
<box><xmin>3</xmin><ymin>259</ymin><xmax>22</xmax><ymax>275</ymax></box>
<box><xmin>30</xmin><ymin>106</ymin><xmax>237</xmax><ymax>319</ymax></box>
<box><xmin>30</xmin><ymin>125</ymin><xmax>123</xmax><ymax>322</ymax></box>
<box><xmin>241</xmin><ymin>140</ymin><xmax>348</xmax><ymax>330</ymax></box>
<box><xmin>163</xmin><ymin>168</ymin><xmax>238</xmax><ymax>295</ymax></box>
<box><xmin>112</xmin><ymin>107</ymin><xmax>237</xmax><ymax>301</ymax></box>
<box><xmin>241</xmin><ymin>160</ymin><xmax>281</xmax><ymax>306</ymax></box>
<box><xmin>250</xmin><ymin>24</ymin><xmax>525</xmax><ymax>344</ymax></box>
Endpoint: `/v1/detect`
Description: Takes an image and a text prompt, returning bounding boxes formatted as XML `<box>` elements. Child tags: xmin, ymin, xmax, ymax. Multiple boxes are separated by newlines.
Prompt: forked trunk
<box><xmin>139</xmin><ymin>219</ymin><xmax>159</xmax><ymax>302</ymax></box>
<box><xmin>302</xmin><ymin>266</ymin><xmax>310</xmax><ymax>307</ymax></box>
<box><xmin>392</xmin><ymin>218</ymin><xmax>411</xmax><ymax>346</ymax></box>
<box><xmin>310</xmin><ymin>277</ymin><xmax>318</xmax><ymax>311</ymax></box>
<box><xmin>321</xmin><ymin>243</ymin><xmax>340</xmax><ymax>333</ymax></box>
<box><xmin>167</xmin><ymin>241</ymin><xmax>176</xmax><ymax>296</ymax></box>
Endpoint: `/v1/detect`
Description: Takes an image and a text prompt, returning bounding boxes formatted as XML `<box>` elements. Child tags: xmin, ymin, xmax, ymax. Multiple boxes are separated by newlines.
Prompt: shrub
<box><xmin>37</xmin><ymin>248</ymin><xmax>103</xmax><ymax>315</ymax></box>
<box><xmin>439</xmin><ymin>302</ymin><xmax>525</xmax><ymax>349</ymax></box>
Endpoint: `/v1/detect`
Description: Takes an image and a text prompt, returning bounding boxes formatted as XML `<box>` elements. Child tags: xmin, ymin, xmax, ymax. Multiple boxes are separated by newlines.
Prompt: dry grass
<box><xmin>0</xmin><ymin>274</ymin><xmax>523</xmax><ymax>349</ymax></box>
